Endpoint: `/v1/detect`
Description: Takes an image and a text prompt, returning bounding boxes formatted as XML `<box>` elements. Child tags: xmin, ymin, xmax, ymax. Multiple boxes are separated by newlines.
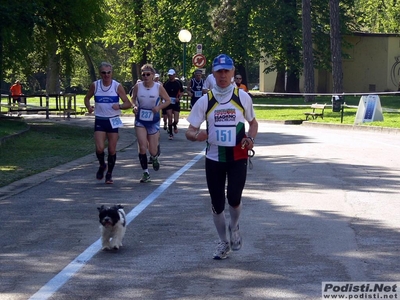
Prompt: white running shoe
<box><xmin>213</xmin><ymin>241</ymin><xmax>230</xmax><ymax>260</ymax></box>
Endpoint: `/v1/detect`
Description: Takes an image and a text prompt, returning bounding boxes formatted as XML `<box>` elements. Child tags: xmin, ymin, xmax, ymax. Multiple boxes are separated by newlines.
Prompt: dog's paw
<box><xmin>112</xmin><ymin>245</ymin><xmax>120</xmax><ymax>250</ymax></box>
<box><xmin>102</xmin><ymin>246</ymin><xmax>111</xmax><ymax>251</ymax></box>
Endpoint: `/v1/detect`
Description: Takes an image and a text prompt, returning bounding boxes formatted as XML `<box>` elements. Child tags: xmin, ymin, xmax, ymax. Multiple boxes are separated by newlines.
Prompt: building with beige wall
<box><xmin>260</xmin><ymin>32</ymin><xmax>400</xmax><ymax>93</ymax></box>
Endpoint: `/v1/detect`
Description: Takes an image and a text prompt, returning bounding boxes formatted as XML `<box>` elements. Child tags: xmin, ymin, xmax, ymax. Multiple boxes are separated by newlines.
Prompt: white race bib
<box><xmin>109</xmin><ymin>116</ymin><xmax>123</xmax><ymax>128</ymax></box>
<box><xmin>170</xmin><ymin>97</ymin><xmax>176</xmax><ymax>104</ymax></box>
<box><xmin>139</xmin><ymin>109</ymin><xmax>154</xmax><ymax>121</ymax></box>
<box><xmin>194</xmin><ymin>91</ymin><xmax>202</xmax><ymax>98</ymax></box>
<box><xmin>209</xmin><ymin>126</ymin><xmax>236</xmax><ymax>146</ymax></box>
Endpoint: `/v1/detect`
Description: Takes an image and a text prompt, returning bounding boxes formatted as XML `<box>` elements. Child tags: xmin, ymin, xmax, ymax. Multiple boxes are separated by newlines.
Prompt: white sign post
<box><xmin>354</xmin><ymin>94</ymin><xmax>384</xmax><ymax>125</ymax></box>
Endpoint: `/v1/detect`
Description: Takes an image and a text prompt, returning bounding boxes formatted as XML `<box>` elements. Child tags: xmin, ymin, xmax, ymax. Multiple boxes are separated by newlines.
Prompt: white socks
<box><xmin>213</xmin><ymin>203</ymin><xmax>242</xmax><ymax>242</ymax></box>
<box><xmin>213</xmin><ymin>211</ymin><xmax>228</xmax><ymax>243</ymax></box>
<box><xmin>229</xmin><ymin>203</ymin><xmax>242</xmax><ymax>229</ymax></box>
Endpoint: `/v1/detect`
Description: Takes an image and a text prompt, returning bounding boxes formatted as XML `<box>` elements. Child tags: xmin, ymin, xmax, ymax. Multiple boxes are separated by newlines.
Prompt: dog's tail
<box><xmin>116</xmin><ymin>205</ymin><xmax>126</xmax><ymax>227</ymax></box>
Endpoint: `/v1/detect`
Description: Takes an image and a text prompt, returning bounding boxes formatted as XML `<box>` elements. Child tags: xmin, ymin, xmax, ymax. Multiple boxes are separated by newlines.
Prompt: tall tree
<box><xmin>103</xmin><ymin>0</ymin><xmax>218</xmax><ymax>83</ymax></box>
<box><xmin>302</xmin><ymin>0</ymin><xmax>315</xmax><ymax>102</ymax></box>
<box><xmin>39</xmin><ymin>0</ymin><xmax>107</xmax><ymax>92</ymax></box>
<box><xmin>330</xmin><ymin>0</ymin><xmax>343</xmax><ymax>93</ymax></box>
<box><xmin>2</xmin><ymin>0</ymin><xmax>363</xmax><ymax>95</ymax></box>
<box><xmin>253</xmin><ymin>0</ymin><xmax>358</xmax><ymax>94</ymax></box>
<box><xmin>1</xmin><ymin>0</ymin><xmax>106</xmax><ymax>92</ymax></box>
<box><xmin>0</xmin><ymin>0</ymin><xmax>36</xmax><ymax>90</ymax></box>
<box><xmin>253</xmin><ymin>0</ymin><xmax>303</xmax><ymax>93</ymax></box>
<box><xmin>209</xmin><ymin>0</ymin><xmax>254</xmax><ymax>85</ymax></box>
<box><xmin>355</xmin><ymin>0</ymin><xmax>400</xmax><ymax>33</ymax></box>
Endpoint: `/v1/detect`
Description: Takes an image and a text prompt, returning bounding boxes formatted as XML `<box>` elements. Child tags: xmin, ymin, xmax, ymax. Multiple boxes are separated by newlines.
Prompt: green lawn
<box><xmin>2</xmin><ymin>93</ymin><xmax>400</xmax><ymax>128</ymax></box>
<box><xmin>186</xmin><ymin>94</ymin><xmax>400</xmax><ymax>128</ymax></box>
<box><xmin>0</xmin><ymin>120</ymin><xmax>94</xmax><ymax>187</ymax></box>
<box><xmin>0</xmin><ymin>118</ymin><xmax>29</xmax><ymax>137</ymax></box>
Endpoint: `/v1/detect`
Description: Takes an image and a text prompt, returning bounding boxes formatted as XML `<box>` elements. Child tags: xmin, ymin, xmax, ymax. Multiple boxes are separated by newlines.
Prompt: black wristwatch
<box><xmin>248</xmin><ymin>136</ymin><xmax>255</xmax><ymax>143</ymax></box>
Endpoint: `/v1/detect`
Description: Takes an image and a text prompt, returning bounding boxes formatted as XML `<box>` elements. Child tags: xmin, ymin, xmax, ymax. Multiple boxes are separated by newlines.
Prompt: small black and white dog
<box><xmin>97</xmin><ymin>204</ymin><xmax>126</xmax><ymax>251</ymax></box>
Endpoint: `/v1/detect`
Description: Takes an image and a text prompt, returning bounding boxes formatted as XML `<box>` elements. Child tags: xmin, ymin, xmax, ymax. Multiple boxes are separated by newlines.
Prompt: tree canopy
<box><xmin>0</xmin><ymin>0</ymin><xmax>394</xmax><ymax>94</ymax></box>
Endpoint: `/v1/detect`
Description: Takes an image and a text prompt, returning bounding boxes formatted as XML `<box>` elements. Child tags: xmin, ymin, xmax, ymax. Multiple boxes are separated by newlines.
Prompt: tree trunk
<box><xmin>0</xmin><ymin>33</ymin><xmax>3</xmax><ymax>95</ymax></box>
<box><xmin>286</xmin><ymin>71</ymin><xmax>300</xmax><ymax>93</ymax></box>
<box><xmin>78</xmin><ymin>41</ymin><xmax>96</xmax><ymax>83</ymax></box>
<box><xmin>283</xmin><ymin>0</ymin><xmax>301</xmax><ymax>93</ymax></box>
<box><xmin>329</xmin><ymin>0</ymin><xmax>343</xmax><ymax>93</ymax></box>
<box><xmin>302</xmin><ymin>0</ymin><xmax>315</xmax><ymax>102</ymax></box>
<box><xmin>45</xmin><ymin>34</ymin><xmax>60</xmax><ymax>95</ymax></box>
<box><xmin>274</xmin><ymin>70</ymin><xmax>286</xmax><ymax>93</ymax></box>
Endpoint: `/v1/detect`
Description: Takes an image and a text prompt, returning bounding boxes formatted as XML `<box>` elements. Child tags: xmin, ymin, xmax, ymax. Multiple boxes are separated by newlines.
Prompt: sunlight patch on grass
<box><xmin>0</xmin><ymin>166</ymin><xmax>18</xmax><ymax>171</ymax></box>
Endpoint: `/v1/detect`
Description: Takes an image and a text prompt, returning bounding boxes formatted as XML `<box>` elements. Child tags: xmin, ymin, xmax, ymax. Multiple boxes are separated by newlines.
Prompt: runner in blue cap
<box><xmin>185</xmin><ymin>54</ymin><xmax>259</xmax><ymax>259</ymax></box>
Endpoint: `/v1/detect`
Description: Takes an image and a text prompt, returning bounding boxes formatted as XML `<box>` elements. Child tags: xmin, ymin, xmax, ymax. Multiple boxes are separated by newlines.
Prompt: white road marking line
<box><xmin>29</xmin><ymin>149</ymin><xmax>206</xmax><ymax>300</ymax></box>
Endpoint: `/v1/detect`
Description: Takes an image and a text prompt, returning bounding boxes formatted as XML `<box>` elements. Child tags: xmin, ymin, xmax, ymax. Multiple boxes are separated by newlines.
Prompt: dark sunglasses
<box><xmin>101</xmin><ymin>71</ymin><xmax>111</xmax><ymax>75</ymax></box>
<box><xmin>141</xmin><ymin>73</ymin><xmax>152</xmax><ymax>77</ymax></box>
<box><xmin>235</xmin><ymin>77</ymin><xmax>242</xmax><ymax>79</ymax></box>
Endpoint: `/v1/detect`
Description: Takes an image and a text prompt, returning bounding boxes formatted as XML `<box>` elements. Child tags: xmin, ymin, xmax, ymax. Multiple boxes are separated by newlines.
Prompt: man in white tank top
<box><xmin>84</xmin><ymin>62</ymin><xmax>132</xmax><ymax>184</ymax></box>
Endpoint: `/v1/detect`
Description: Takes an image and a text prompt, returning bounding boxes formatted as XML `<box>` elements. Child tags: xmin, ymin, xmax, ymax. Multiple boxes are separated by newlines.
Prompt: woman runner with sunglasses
<box><xmin>130</xmin><ymin>64</ymin><xmax>171</xmax><ymax>183</ymax></box>
<box><xmin>84</xmin><ymin>62</ymin><xmax>132</xmax><ymax>184</ymax></box>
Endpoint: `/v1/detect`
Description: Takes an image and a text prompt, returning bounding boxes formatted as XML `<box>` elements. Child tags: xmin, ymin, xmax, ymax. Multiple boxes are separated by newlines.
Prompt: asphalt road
<box><xmin>1</xmin><ymin>115</ymin><xmax>400</xmax><ymax>300</ymax></box>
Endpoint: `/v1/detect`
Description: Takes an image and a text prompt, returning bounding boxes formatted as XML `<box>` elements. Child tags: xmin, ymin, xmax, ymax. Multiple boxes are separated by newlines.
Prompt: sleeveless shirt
<box><xmin>190</xmin><ymin>78</ymin><xmax>204</xmax><ymax>99</ymax></box>
<box><xmin>94</xmin><ymin>79</ymin><xmax>120</xmax><ymax>118</ymax></box>
<box><xmin>136</xmin><ymin>82</ymin><xmax>161</xmax><ymax>124</ymax></box>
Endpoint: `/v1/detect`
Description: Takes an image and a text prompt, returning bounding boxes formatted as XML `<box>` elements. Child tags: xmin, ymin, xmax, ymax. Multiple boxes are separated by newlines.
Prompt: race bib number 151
<box><xmin>214</xmin><ymin>128</ymin><xmax>235</xmax><ymax>146</ymax></box>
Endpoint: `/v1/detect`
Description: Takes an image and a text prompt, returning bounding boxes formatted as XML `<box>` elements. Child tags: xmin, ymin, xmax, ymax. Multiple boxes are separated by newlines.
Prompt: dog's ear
<box><xmin>116</xmin><ymin>204</ymin><xmax>124</xmax><ymax>209</ymax></box>
<box><xmin>97</xmin><ymin>205</ymin><xmax>105</xmax><ymax>212</ymax></box>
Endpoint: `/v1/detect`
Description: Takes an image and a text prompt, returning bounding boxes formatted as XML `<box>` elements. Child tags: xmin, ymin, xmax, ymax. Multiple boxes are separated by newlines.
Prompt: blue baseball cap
<box><xmin>212</xmin><ymin>54</ymin><xmax>234</xmax><ymax>71</ymax></box>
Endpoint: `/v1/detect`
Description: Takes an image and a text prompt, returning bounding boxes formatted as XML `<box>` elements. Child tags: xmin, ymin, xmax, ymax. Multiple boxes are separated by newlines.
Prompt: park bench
<box><xmin>0</xmin><ymin>94</ymin><xmax>78</xmax><ymax>119</ymax></box>
<box><xmin>79</xmin><ymin>106</ymin><xmax>88</xmax><ymax>114</ymax></box>
<box><xmin>304</xmin><ymin>103</ymin><xmax>326</xmax><ymax>120</ymax></box>
<box><xmin>180</xmin><ymin>92</ymin><xmax>191</xmax><ymax>111</ymax></box>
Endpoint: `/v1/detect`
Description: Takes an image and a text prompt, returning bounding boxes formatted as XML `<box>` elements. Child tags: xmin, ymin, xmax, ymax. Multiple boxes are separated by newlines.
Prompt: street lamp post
<box><xmin>178</xmin><ymin>29</ymin><xmax>192</xmax><ymax>86</ymax></box>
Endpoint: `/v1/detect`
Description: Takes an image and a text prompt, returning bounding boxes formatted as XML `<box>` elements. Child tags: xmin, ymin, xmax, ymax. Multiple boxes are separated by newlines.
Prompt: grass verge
<box><xmin>0</xmin><ymin>120</ymin><xmax>94</xmax><ymax>187</ymax></box>
<box><xmin>0</xmin><ymin>118</ymin><xmax>29</xmax><ymax>137</ymax></box>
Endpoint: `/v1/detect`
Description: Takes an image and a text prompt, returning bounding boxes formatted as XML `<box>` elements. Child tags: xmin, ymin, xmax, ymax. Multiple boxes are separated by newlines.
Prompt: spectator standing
<box><xmin>84</xmin><ymin>62</ymin><xmax>132</xmax><ymax>184</ymax></box>
<box><xmin>10</xmin><ymin>80</ymin><xmax>23</xmax><ymax>105</ymax></box>
<box><xmin>187</xmin><ymin>69</ymin><xmax>204</xmax><ymax>108</ymax></box>
<box><xmin>234</xmin><ymin>74</ymin><xmax>249</xmax><ymax>92</ymax></box>
<box><xmin>163</xmin><ymin>69</ymin><xmax>183</xmax><ymax>140</ymax></box>
<box><xmin>185</xmin><ymin>54</ymin><xmax>258</xmax><ymax>260</ymax></box>
<box><xmin>131</xmin><ymin>64</ymin><xmax>171</xmax><ymax>183</ymax></box>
